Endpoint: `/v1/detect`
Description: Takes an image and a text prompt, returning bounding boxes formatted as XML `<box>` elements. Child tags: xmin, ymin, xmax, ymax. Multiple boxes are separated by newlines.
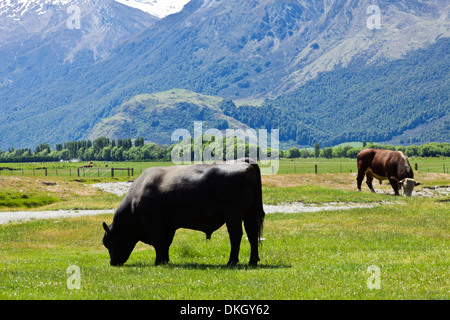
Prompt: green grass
<box><xmin>0</xmin><ymin>189</ymin><xmax>60</xmax><ymax>208</ymax></box>
<box><xmin>0</xmin><ymin>198</ymin><xmax>448</xmax><ymax>300</ymax></box>
<box><xmin>0</xmin><ymin>161</ymin><xmax>448</xmax><ymax>299</ymax></box>
<box><xmin>262</xmin><ymin>185</ymin><xmax>400</xmax><ymax>205</ymax></box>
<box><xmin>0</xmin><ymin>176</ymin><xmax>122</xmax><ymax>212</ymax></box>
<box><xmin>1</xmin><ymin>157</ymin><xmax>449</xmax><ymax>178</ymax></box>
<box><xmin>277</xmin><ymin>157</ymin><xmax>450</xmax><ymax>174</ymax></box>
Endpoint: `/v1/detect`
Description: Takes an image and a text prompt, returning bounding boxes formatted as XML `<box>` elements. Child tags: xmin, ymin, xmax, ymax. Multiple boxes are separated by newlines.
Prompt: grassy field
<box><xmin>0</xmin><ymin>160</ymin><xmax>449</xmax><ymax>300</ymax></box>
<box><xmin>1</xmin><ymin>157</ymin><xmax>449</xmax><ymax>177</ymax></box>
<box><xmin>0</xmin><ymin>200</ymin><xmax>448</xmax><ymax>299</ymax></box>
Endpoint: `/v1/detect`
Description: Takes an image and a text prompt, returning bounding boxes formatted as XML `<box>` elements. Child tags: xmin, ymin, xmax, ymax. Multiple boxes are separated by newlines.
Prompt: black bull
<box><xmin>102</xmin><ymin>160</ymin><xmax>265</xmax><ymax>266</ymax></box>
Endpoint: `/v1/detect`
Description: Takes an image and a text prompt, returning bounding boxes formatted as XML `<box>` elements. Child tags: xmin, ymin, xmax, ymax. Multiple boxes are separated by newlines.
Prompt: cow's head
<box><xmin>398</xmin><ymin>178</ymin><xmax>420</xmax><ymax>197</ymax></box>
<box><xmin>102</xmin><ymin>222</ymin><xmax>137</xmax><ymax>266</ymax></box>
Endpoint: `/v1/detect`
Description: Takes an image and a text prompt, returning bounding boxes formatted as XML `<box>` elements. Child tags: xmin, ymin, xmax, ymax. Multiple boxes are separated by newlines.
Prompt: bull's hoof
<box><xmin>227</xmin><ymin>260</ymin><xmax>239</xmax><ymax>267</ymax></box>
<box><xmin>248</xmin><ymin>259</ymin><xmax>259</xmax><ymax>266</ymax></box>
<box><xmin>155</xmin><ymin>259</ymin><xmax>169</xmax><ymax>266</ymax></box>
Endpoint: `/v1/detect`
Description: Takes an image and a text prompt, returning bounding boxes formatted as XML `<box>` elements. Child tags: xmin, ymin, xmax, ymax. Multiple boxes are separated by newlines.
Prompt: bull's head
<box><xmin>398</xmin><ymin>178</ymin><xmax>420</xmax><ymax>197</ymax></box>
<box><xmin>102</xmin><ymin>222</ymin><xmax>137</xmax><ymax>266</ymax></box>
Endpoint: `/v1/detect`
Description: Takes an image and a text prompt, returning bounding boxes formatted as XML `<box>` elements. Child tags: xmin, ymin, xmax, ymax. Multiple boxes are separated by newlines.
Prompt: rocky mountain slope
<box><xmin>0</xmin><ymin>0</ymin><xmax>158</xmax><ymax>116</ymax></box>
<box><xmin>87</xmin><ymin>37</ymin><xmax>450</xmax><ymax>147</ymax></box>
<box><xmin>0</xmin><ymin>0</ymin><xmax>448</xmax><ymax>149</ymax></box>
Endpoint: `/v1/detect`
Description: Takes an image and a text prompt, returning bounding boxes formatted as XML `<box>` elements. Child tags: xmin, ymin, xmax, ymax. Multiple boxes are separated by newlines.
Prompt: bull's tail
<box><xmin>242</xmin><ymin>158</ymin><xmax>265</xmax><ymax>244</ymax></box>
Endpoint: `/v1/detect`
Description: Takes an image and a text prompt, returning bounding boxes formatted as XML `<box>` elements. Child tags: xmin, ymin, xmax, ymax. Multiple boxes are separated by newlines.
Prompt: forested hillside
<box><xmin>0</xmin><ymin>0</ymin><xmax>448</xmax><ymax>150</ymax></box>
<box><xmin>232</xmin><ymin>37</ymin><xmax>449</xmax><ymax>147</ymax></box>
<box><xmin>88</xmin><ymin>89</ymin><xmax>249</xmax><ymax>145</ymax></box>
<box><xmin>85</xmin><ymin>38</ymin><xmax>449</xmax><ymax>149</ymax></box>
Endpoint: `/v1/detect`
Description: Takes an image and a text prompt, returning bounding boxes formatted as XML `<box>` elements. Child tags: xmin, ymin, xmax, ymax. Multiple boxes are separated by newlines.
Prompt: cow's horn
<box><xmin>103</xmin><ymin>222</ymin><xmax>110</xmax><ymax>233</ymax></box>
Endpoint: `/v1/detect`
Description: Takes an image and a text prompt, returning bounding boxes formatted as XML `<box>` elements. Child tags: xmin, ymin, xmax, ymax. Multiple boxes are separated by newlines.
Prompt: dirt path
<box><xmin>1</xmin><ymin>181</ymin><xmax>447</xmax><ymax>225</ymax></box>
<box><xmin>0</xmin><ymin>202</ymin><xmax>381</xmax><ymax>225</ymax></box>
<box><xmin>0</xmin><ymin>209</ymin><xmax>114</xmax><ymax>225</ymax></box>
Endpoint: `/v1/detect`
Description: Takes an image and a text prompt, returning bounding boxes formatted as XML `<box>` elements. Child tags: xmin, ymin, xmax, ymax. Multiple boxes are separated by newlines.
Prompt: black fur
<box><xmin>103</xmin><ymin>160</ymin><xmax>265</xmax><ymax>266</ymax></box>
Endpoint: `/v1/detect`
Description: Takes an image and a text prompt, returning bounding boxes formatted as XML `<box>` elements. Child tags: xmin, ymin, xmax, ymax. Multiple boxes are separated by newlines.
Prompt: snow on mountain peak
<box><xmin>114</xmin><ymin>0</ymin><xmax>191</xmax><ymax>18</ymax></box>
<box><xmin>0</xmin><ymin>0</ymin><xmax>87</xmax><ymax>19</ymax></box>
<box><xmin>0</xmin><ymin>1</ymin><xmax>191</xmax><ymax>20</ymax></box>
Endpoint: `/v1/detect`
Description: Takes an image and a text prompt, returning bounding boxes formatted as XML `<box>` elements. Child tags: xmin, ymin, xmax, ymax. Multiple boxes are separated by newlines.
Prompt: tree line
<box><xmin>0</xmin><ymin>136</ymin><xmax>448</xmax><ymax>163</ymax></box>
<box><xmin>284</xmin><ymin>142</ymin><xmax>450</xmax><ymax>159</ymax></box>
<box><xmin>0</xmin><ymin>137</ymin><xmax>167</xmax><ymax>163</ymax></box>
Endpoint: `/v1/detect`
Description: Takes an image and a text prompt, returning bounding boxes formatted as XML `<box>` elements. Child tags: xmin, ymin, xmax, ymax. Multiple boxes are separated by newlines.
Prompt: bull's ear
<box><xmin>103</xmin><ymin>222</ymin><xmax>110</xmax><ymax>234</ymax></box>
<box><xmin>415</xmin><ymin>182</ymin><xmax>421</xmax><ymax>186</ymax></box>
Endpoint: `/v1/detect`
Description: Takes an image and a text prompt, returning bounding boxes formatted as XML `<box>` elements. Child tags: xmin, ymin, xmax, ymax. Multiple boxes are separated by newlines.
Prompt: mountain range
<box><xmin>0</xmin><ymin>0</ymin><xmax>448</xmax><ymax>150</ymax></box>
<box><xmin>114</xmin><ymin>0</ymin><xmax>191</xmax><ymax>18</ymax></box>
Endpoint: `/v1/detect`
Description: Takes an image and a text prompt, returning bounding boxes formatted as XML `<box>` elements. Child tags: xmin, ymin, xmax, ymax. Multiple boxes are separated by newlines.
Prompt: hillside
<box><xmin>90</xmin><ymin>37</ymin><xmax>449</xmax><ymax>148</ymax></box>
<box><xmin>235</xmin><ymin>37</ymin><xmax>450</xmax><ymax>147</ymax></box>
<box><xmin>0</xmin><ymin>0</ymin><xmax>448</xmax><ymax>149</ymax></box>
<box><xmin>88</xmin><ymin>89</ymin><xmax>250</xmax><ymax>145</ymax></box>
<box><xmin>0</xmin><ymin>0</ymin><xmax>158</xmax><ymax>144</ymax></box>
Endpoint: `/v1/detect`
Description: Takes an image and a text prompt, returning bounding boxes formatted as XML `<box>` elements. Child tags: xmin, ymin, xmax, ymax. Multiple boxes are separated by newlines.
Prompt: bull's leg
<box><xmin>154</xmin><ymin>228</ymin><xmax>176</xmax><ymax>266</ymax></box>
<box><xmin>366</xmin><ymin>173</ymin><xmax>375</xmax><ymax>193</ymax></box>
<box><xmin>226</xmin><ymin>221</ymin><xmax>243</xmax><ymax>266</ymax></box>
<box><xmin>356</xmin><ymin>168</ymin><xmax>366</xmax><ymax>191</ymax></box>
<box><xmin>388</xmin><ymin>179</ymin><xmax>400</xmax><ymax>196</ymax></box>
<box><xmin>244</xmin><ymin>216</ymin><xmax>260</xmax><ymax>266</ymax></box>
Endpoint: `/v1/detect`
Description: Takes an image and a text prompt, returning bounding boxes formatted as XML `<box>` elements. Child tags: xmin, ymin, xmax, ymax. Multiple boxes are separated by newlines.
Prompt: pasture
<box><xmin>0</xmin><ymin>159</ymin><xmax>449</xmax><ymax>300</ymax></box>
<box><xmin>1</xmin><ymin>157</ymin><xmax>449</xmax><ymax>178</ymax></box>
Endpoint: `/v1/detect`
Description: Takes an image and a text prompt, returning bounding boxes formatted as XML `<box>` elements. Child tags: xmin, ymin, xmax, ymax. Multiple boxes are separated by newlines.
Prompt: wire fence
<box><xmin>1</xmin><ymin>161</ymin><xmax>448</xmax><ymax>178</ymax></box>
<box><xmin>0</xmin><ymin>167</ymin><xmax>138</xmax><ymax>178</ymax></box>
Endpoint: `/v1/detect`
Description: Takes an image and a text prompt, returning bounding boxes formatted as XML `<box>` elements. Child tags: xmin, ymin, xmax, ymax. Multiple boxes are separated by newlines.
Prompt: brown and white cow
<box><xmin>356</xmin><ymin>149</ymin><xmax>420</xmax><ymax>196</ymax></box>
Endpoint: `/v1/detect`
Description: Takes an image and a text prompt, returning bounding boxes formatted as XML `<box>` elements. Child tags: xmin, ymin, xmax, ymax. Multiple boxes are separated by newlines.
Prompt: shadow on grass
<box><xmin>124</xmin><ymin>261</ymin><xmax>291</xmax><ymax>270</ymax></box>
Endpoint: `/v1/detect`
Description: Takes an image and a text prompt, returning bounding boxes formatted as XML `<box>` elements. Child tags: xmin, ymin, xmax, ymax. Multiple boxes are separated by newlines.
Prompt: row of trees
<box><xmin>0</xmin><ymin>137</ymin><xmax>168</xmax><ymax>163</ymax></box>
<box><xmin>0</xmin><ymin>136</ymin><xmax>449</xmax><ymax>163</ymax></box>
<box><xmin>284</xmin><ymin>142</ymin><xmax>450</xmax><ymax>159</ymax></box>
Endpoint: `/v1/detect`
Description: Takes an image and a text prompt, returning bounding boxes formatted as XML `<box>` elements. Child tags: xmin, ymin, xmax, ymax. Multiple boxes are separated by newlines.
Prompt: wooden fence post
<box><xmin>315</xmin><ymin>164</ymin><xmax>318</xmax><ymax>174</ymax></box>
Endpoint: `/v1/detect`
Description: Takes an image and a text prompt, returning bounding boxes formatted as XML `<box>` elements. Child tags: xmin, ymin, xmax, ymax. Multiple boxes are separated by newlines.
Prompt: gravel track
<box><xmin>0</xmin><ymin>209</ymin><xmax>114</xmax><ymax>225</ymax></box>
<box><xmin>1</xmin><ymin>182</ymin><xmax>447</xmax><ymax>225</ymax></box>
<box><xmin>0</xmin><ymin>203</ymin><xmax>378</xmax><ymax>225</ymax></box>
